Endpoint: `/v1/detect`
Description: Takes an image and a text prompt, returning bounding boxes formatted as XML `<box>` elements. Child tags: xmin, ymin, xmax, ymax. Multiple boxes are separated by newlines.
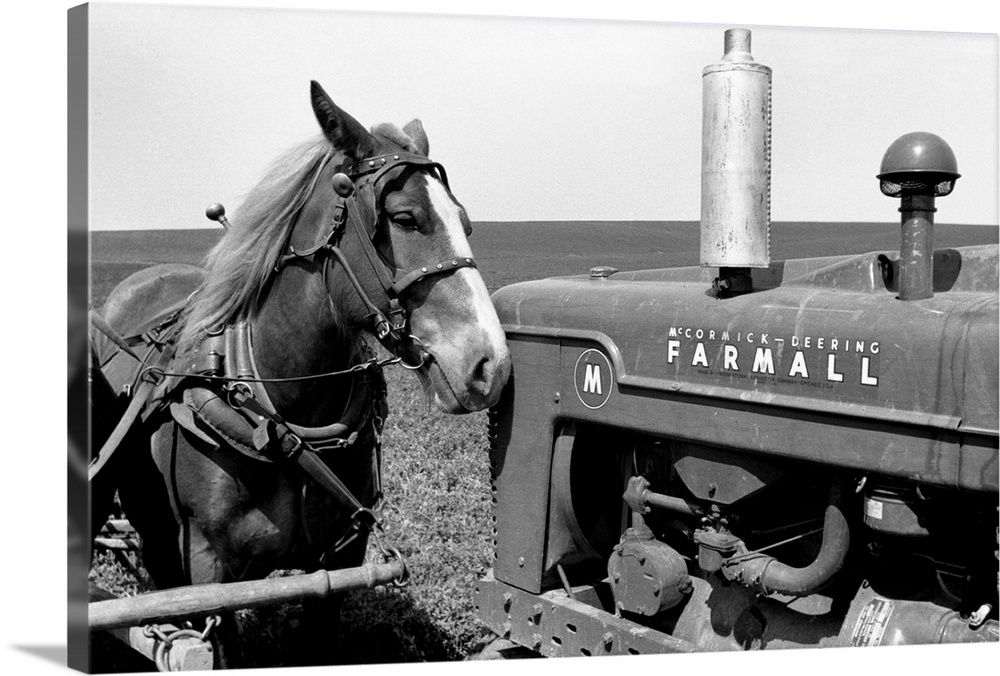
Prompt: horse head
<box><xmin>300</xmin><ymin>81</ymin><xmax>511</xmax><ymax>413</ymax></box>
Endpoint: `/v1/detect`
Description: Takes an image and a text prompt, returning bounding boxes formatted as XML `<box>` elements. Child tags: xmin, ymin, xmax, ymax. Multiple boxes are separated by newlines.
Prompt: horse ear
<box><xmin>402</xmin><ymin>119</ymin><xmax>430</xmax><ymax>157</ymax></box>
<box><xmin>310</xmin><ymin>81</ymin><xmax>375</xmax><ymax>159</ymax></box>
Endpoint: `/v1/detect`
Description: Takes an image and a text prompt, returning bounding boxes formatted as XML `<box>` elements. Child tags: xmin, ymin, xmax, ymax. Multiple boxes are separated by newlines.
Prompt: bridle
<box><xmin>90</xmin><ymin>150</ymin><xmax>479</xmax><ymax>585</ymax></box>
<box><xmin>274</xmin><ymin>151</ymin><xmax>477</xmax><ymax>367</ymax></box>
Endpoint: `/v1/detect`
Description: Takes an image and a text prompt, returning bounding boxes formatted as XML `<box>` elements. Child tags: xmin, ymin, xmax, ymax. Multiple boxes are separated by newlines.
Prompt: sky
<box><xmin>85</xmin><ymin>1</ymin><xmax>999</xmax><ymax>230</ymax></box>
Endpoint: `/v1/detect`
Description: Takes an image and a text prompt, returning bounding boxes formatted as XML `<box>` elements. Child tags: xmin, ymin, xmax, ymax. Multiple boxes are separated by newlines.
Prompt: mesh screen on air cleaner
<box><xmin>879</xmin><ymin>178</ymin><xmax>955</xmax><ymax>197</ymax></box>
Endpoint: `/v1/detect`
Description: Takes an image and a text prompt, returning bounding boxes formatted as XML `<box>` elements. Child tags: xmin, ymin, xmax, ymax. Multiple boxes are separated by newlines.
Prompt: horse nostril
<box><xmin>472</xmin><ymin>355</ymin><xmax>490</xmax><ymax>388</ymax></box>
<box><xmin>470</xmin><ymin>349</ymin><xmax>511</xmax><ymax>397</ymax></box>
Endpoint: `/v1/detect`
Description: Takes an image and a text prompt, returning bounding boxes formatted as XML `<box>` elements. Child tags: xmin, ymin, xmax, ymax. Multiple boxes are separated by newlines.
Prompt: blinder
<box><xmin>276</xmin><ymin>150</ymin><xmax>477</xmax><ymax>360</ymax></box>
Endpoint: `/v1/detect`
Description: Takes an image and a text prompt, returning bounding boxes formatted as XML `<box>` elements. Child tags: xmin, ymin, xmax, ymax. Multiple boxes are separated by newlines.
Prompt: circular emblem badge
<box><xmin>574</xmin><ymin>349</ymin><xmax>614</xmax><ymax>409</ymax></box>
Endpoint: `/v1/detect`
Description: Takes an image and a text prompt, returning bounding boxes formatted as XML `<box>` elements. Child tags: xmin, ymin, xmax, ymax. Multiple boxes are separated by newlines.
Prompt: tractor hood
<box><xmin>491</xmin><ymin>244</ymin><xmax>999</xmax><ymax>490</ymax></box>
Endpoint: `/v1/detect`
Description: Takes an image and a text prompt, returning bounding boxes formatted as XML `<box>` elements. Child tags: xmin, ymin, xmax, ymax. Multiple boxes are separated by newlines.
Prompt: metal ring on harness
<box><xmin>397</xmin><ymin>335</ymin><xmax>429</xmax><ymax>371</ymax></box>
<box><xmin>225</xmin><ymin>381</ymin><xmax>255</xmax><ymax>408</ymax></box>
<box><xmin>351</xmin><ymin>505</ymin><xmax>382</xmax><ymax>530</ymax></box>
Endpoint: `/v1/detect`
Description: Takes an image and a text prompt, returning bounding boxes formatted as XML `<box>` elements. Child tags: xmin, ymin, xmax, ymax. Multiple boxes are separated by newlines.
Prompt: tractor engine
<box><xmin>474</xmin><ymin>29</ymin><xmax>998</xmax><ymax>655</ymax></box>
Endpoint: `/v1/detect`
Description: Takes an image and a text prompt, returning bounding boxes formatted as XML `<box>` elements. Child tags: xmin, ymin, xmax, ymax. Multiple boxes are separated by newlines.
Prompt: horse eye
<box><xmin>391</xmin><ymin>213</ymin><xmax>420</xmax><ymax>231</ymax></box>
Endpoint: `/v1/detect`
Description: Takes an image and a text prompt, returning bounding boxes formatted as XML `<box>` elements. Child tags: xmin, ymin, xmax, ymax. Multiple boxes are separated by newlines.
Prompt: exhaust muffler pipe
<box><xmin>701</xmin><ymin>28</ymin><xmax>772</xmax><ymax>297</ymax></box>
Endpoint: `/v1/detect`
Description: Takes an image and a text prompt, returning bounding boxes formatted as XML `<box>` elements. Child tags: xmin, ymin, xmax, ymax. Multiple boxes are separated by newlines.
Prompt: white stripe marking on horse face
<box><xmin>421</xmin><ymin>174</ymin><xmax>504</xmax><ymax>335</ymax></box>
<box><xmin>422</xmin><ymin>175</ymin><xmax>474</xmax><ymax>259</ymax></box>
<box><xmin>417</xmin><ymin>173</ymin><xmax>511</xmax><ymax>410</ymax></box>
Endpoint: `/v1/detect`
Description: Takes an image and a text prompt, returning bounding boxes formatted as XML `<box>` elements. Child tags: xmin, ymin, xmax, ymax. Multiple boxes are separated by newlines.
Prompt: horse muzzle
<box><xmin>422</xmin><ymin>339</ymin><xmax>511</xmax><ymax>414</ymax></box>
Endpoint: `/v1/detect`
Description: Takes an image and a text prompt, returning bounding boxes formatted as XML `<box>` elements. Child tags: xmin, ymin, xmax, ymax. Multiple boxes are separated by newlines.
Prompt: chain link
<box><xmin>142</xmin><ymin>615</ymin><xmax>221</xmax><ymax>672</ymax></box>
<box><xmin>370</xmin><ymin>525</ymin><xmax>410</xmax><ymax>587</ymax></box>
<box><xmin>200</xmin><ymin>615</ymin><xmax>221</xmax><ymax>642</ymax></box>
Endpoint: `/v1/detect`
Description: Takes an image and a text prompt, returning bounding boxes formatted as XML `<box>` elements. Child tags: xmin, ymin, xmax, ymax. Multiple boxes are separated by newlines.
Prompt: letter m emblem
<box><xmin>583</xmin><ymin>363</ymin><xmax>603</xmax><ymax>395</ymax></box>
<box><xmin>575</xmin><ymin>348</ymin><xmax>613</xmax><ymax>409</ymax></box>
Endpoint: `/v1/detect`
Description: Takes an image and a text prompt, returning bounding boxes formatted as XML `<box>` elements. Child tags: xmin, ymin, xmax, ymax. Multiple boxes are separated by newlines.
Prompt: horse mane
<box><xmin>177</xmin><ymin>123</ymin><xmax>420</xmax><ymax>349</ymax></box>
<box><xmin>178</xmin><ymin>135</ymin><xmax>335</xmax><ymax>347</ymax></box>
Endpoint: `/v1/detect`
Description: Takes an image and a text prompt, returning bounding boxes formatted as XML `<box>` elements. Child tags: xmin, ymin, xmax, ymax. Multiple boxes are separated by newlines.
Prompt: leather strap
<box><xmin>228</xmin><ymin>386</ymin><xmax>379</xmax><ymax>534</ymax></box>
<box><xmin>89</xmin><ymin>310</ymin><xmax>144</xmax><ymax>364</ymax></box>
<box><xmin>390</xmin><ymin>256</ymin><xmax>477</xmax><ymax>296</ymax></box>
<box><xmin>89</xmin><ymin>339</ymin><xmax>177</xmax><ymax>482</ymax></box>
<box><xmin>344</xmin><ymin>185</ymin><xmax>400</xmax><ymax>294</ymax></box>
<box><xmin>346</xmin><ymin>152</ymin><xmax>448</xmax><ymax>188</ymax></box>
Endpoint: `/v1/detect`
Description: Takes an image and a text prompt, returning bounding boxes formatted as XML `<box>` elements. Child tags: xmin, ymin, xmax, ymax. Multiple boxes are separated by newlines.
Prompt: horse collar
<box><xmin>175</xmin><ymin>321</ymin><xmax>382</xmax><ymax>456</ymax></box>
<box><xmin>232</xmin><ymin>321</ymin><xmax>379</xmax><ymax>446</ymax></box>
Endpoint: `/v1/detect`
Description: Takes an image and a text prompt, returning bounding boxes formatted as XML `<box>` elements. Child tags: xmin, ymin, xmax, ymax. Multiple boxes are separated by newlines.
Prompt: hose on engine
<box><xmin>723</xmin><ymin>480</ymin><xmax>851</xmax><ymax>596</ymax></box>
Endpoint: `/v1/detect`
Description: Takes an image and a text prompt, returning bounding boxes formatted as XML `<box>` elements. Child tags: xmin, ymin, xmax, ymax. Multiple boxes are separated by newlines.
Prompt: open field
<box><xmin>91</xmin><ymin>220</ymin><xmax>998</xmax><ymax>304</ymax></box>
<box><xmin>89</xmin><ymin>221</ymin><xmax>997</xmax><ymax>668</ymax></box>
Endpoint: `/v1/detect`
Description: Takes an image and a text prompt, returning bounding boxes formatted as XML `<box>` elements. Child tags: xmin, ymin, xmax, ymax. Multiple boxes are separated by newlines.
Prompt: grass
<box><xmin>338</xmin><ymin>364</ymin><xmax>498</xmax><ymax>663</ymax></box>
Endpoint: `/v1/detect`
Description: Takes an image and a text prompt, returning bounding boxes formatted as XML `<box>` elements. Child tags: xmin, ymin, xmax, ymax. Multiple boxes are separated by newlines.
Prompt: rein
<box><xmin>138</xmin><ymin>350</ymin><xmax>406</xmax><ymax>385</ymax></box>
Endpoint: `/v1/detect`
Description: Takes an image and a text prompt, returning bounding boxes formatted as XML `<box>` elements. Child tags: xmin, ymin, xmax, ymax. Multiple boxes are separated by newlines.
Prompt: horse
<box><xmin>91</xmin><ymin>81</ymin><xmax>511</xmax><ymax>664</ymax></box>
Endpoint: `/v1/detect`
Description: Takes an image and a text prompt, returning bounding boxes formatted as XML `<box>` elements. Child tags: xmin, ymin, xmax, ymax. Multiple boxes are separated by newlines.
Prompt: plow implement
<box><xmin>90</xmin><ymin>558</ymin><xmax>406</xmax><ymax>670</ymax></box>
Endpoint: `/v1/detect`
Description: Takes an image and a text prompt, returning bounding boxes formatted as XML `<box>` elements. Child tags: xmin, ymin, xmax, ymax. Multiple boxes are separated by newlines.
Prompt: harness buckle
<box><xmin>351</xmin><ymin>506</ymin><xmax>382</xmax><ymax>530</ymax></box>
<box><xmin>279</xmin><ymin>431</ymin><xmax>304</xmax><ymax>460</ymax></box>
<box><xmin>325</xmin><ymin>506</ymin><xmax>383</xmax><ymax>558</ymax></box>
<box><xmin>388</xmin><ymin>300</ymin><xmax>407</xmax><ymax>332</ymax></box>
<box><xmin>332</xmin><ymin>200</ymin><xmax>348</xmax><ymax>231</ymax></box>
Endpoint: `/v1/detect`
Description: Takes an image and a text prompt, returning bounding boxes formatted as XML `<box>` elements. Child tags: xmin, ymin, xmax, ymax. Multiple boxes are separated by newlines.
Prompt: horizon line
<box><xmin>88</xmin><ymin>219</ymin><xmax>1000</xmax><ymax>233</ymax></box>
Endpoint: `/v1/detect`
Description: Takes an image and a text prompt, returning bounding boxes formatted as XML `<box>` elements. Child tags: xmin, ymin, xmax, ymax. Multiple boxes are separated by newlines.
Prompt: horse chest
<box><xmin>152</xmin><ymin>427</ymin><xmax>315</xmax><ymax>571</ymax></box>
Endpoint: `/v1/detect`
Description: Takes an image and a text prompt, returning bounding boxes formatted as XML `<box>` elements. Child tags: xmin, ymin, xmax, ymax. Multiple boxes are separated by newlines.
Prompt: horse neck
<box><xmin>250</xmin><ymin>262</ymin><xmax>364</xmax><ymax>427</ymax></box>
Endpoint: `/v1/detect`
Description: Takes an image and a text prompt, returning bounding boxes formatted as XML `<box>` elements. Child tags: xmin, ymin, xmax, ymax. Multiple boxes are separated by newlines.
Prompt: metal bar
<box><xmin>94</xmin><ymin>537</ymin><xmax>141</xmax><ymax>551</ymax></box>
<box><xmin>90</xmin><ymin>560</ymin><xmax>405</xmax><ymax>632</ymax></box>
<box><xmin>898</xmin><ymin>193</ymin><xmax>936</xmax><ymax>301</ymax></box>
<box><xmin>643</xmin><ymin>491</ymin><xmax>704</xmax><ymax>516</ymax></box>
<box><xmin>90</xmin><ymin>583</ymin><xmax>217</xmax><ymax>670</ymax></box>
<box><xmin>475</xmin><ymin>574</ymin><xmax>698</xmax><ymax>657</ymax></box>
<box><xmin>102</xmin><ymin>519</ymin><xmax>135</xmax><ymax>533</ymax></box>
